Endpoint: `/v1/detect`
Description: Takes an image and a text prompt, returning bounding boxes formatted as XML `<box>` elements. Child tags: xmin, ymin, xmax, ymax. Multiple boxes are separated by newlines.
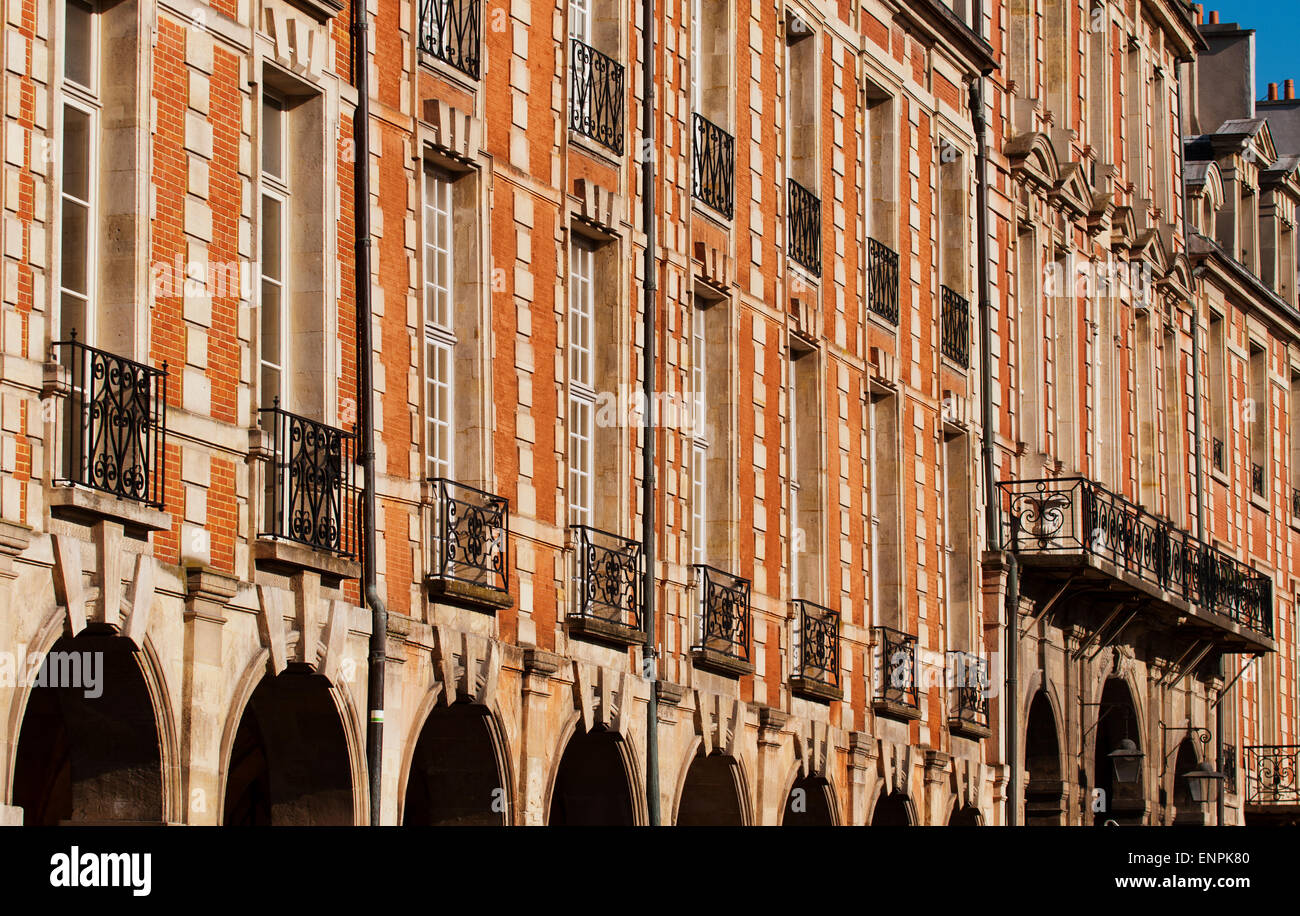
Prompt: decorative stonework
<box><xmin>421</xmin><ymin>100</ymin><xmax>481</xmax><ymax>163</ymax></box>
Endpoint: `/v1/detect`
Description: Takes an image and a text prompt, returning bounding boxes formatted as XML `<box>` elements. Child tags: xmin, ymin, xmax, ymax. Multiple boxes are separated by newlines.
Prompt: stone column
<box><xmin>519</xmin><ymin>648</ymin><xmax>562</xmax><ymax>825</ymax></box>
<box><xmin>180</xmin><ymin>568</ymin><xmax>238</xmax><ymax>825</ymax></box>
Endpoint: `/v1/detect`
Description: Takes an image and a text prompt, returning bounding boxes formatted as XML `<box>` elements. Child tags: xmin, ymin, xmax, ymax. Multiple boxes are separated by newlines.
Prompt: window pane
<box><xmin>60</xmin><ymin>291</ymin><xmax>88</xmax><ymax>343</ymax></box>
<box><xmin>64</xmin><ymin>0</ymin><xmax>93</xmax><ymax>88</ymax></box>
<box><xmin>61</xmin><ymin>105</ymin><xmax>91</xmax><ymax>202</ymax></box>
<box><xmin>261</xmin><ymin>96</ymin><xmax>283</xmax><ymax>181</ymax></box>
<box><xmin>261</xmin><ymin>196</ymin><xmax>282</xmax><ymax>280</ymax></box>
<box><xmin>260</xmin><ymin>279</ymin><xmax>282</xmax><ymax>368</ymax></box>
<box><xmin>60</xmin><ymin>198</ymin><xmax>89</xmax><ymax>296</ymax></box>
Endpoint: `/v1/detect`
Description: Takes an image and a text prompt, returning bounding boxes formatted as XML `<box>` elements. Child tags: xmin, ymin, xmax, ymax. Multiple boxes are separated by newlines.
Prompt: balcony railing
<box><xmin>867</xmin><ymin>238</ymin><xmax>900</xmax><ymax>325</ymax></box>
<box><xmin>259</xmin><ymin>403</ymin><xmax>357</xmax><ymax>558</ymax></box>
<box><xmin>787</xmin><ymin>179</ymin><xmax>822</xmax><ymax>276</ymax></box>
<box><xmin>417</xmin><ymin>0</ymin><xmax>481</xmax><ymax>80</ymax></box>
<box><xmin>874</xmin><ymin>625</ymin><xmax>918</xmax><ymax>713</ymax></box>
<box><xmin>570</xmin><ymin>525</ymin><xmax>642</xmax><ymax>631</ymax></box>
<box><xmin>53</xmin><ymin>334</ymin><xmax>167</xmax><ymax>508</ymax></box>
<box><xmin>1252</xmin><ymin>462</ymin><xmax>1265</xmax><ymax>497</ymax></box>
<box><xmin>569</xmin><ymin>39</ymin><xmax>624</xmax><ymax>155</ymax></box>
<box><xmin>1223</xmin><ymin>743</ymin><xmax>1237</xmax><ymax>795</ymax></box>
<box><xmin>947</xmin><ymin>650</ymin><xmax>989</xmax><ymax>733</ymax></box>
<box><xmin>941</xmin><ymin>285</ymin><xmax>970</xmax><ymax>367</ymax></box>
<box><xmin>692</xmin><ymin>113</ymin><xmax>734</xmax><ymax>219</ymax></box>
<box><xmin>427</xmin><ymin>478</ymin><xmax>508</xmax><ymax>593</ymax></box>
<box><xmin>692</xmin><ymin>564</ymin><xmax>751</xmax><ymax>665</ymax></box>
<box><xmin>998</xmin><ymin>477</ymin><xmax>1273</xmax><ymax>638</ymax></box>
<box><xmin>1243</xmin><ymin>745</ymin><xmax>1300</xmax><ymax>805</ymax></box>
<box><xmin>792</xmin><ymin>600</ymin><xmax>840</xmax><ymax>692</ymax></box>
<box><xmin>1212</xmin><ymin>437</ymin><xmax>1225</xmax><ymax>471</ymax></box>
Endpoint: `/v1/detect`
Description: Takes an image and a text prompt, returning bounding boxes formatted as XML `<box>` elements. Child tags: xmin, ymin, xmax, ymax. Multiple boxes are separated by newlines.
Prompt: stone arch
<box><xmin>1025</xmin><ymin>687</ymin><xmax>1066</xmax><ymax>826</ymax></box>
<box><xmin>1090</xmin><ymin>675</ymin><xmax>1146</xmax><ymax>826</ymax></box>
<box><xmin>399</xmin><ymin>695</ymin><xmax>513</xmax><ymax>826</ymax></box>
<box><xmin>675</xmin><ymin>747</ymin><xmax>752</xmax><ymax>826</ymax></box>
<box><xmin>870</xmin><ymin>788</ymin><xmax>916</xmax><ymax>826</ymax></box>
<box><xmin>779</xmin><ymin>771</ymin><xmax>838</xmax><ymax>826</ymax></box>
<box><xmin>948</xmin><ymin>801</ymin><xmax>984</xmax><ymax>825</ymax></box>
<box><xmin>545</xmin><ymin>710</ymin><xmax>644</xmax><ymax>826</ymax></box>
<box><xmin>1170</xmin><ymin>736</ymin><xmax>1206</xmax><ymax>826</ymax></box>
<box><xmin>219</xmin><ymin>655</ymin><xmax>362</xmax><ymax>825</ymax></box>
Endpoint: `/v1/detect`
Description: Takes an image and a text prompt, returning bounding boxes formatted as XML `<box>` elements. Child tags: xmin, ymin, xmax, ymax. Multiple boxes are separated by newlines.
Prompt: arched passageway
<box><xmin>223</xmin><ymin>671</ymin><xmax>354</xmax><ymax>825</ymax></box>
<box><xmin>781</xmin><ymin>774</ymin><xmax>835</xmax><ymax>825</ymax></box>
<box><xmin>403</xmin><ymin>702</ymin><xmax>508</xmax><ymax>825</ymax></box>
<box><xmin>871</xmin><ymin>791</ymin><xmax>914</xmax><ymax>826</ymax></box>
<box><xmin>1025</xmin><ymin>689</ymin><xmax>1065</xmax><ymax>825</ymax></box>
<box><xmin>677</xmin><ymin>752</ymin><xmax>746</xmax><ymax>825</ymax></box>
<box><xmin>948</xmin><ymin>803</ymin><xmax>983</xmax><ymax>826</ymax></box>
<box><xmin>1092</xmin><ymin>677</ymin><xmax>1145</xmax><ymax>826</ymax></box>
<box><xmin>548</xmin><ymin>726</ymin><xmax>637</xmax><ymax>825</ymax></box>
<box><xmin>1171</xmin><ymin>737</ymin><xmax>1206</xmax><ymax>826</ymax></box>
<box><xmin>12</xmin><ymin>634</ymin><xmax>163</xmax><ymax>825</ymax></box>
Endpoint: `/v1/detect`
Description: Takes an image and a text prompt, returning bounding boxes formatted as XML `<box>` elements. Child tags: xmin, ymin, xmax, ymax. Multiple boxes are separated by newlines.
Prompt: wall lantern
<box><xmin>1108</xmin><ymin>738</ymin><xmax>1144</xmax><ymax>785</ymax></box>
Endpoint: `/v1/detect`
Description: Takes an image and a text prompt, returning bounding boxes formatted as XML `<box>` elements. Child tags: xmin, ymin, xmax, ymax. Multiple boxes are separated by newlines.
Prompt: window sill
<box><xmin>1250</xmin><ymin>492</ymin><xmax>1270</xmax><ymax>513</ymax></box>
<box><xmin>691</xmin><ymin>647</ymin><xmax>754</xmax><ymax>679</ymax></box>
<box><xmin>873</xmin><ymin>697</ymin><xmax>922</xmax><ymax>722</ymax></box>
<box><xmin>565</xmin><ymin>613</ymin><xmax>644</xmax><ymax>647</ymax></box>
<box><xmin>253</xmin><ymin>538</ymin><xmax>360</xmax><ymax>585</ymax></box>
<box><xmin>417</xmin><ymin>51</ymin><xmax>481</xmax><ymax>95</ymax></box>
<box><xmin>49</xmin><ymin>486</ymin><xmax>172</xmax><ymax>538</ymax></box>
<box><xmin>285</xmin><ymin>0</ymin><xmax>343</xmax><ymax>23</ymax></box>
<box><xmin>949</xmin><ymin>717</ymin><xmax>992</xmax><ymax>740</ymax></box>
<box><xmin>427</xmin><ymin>576</ymin><xmax>513</xmax><ymax>613</ymax></box>
<box><xmin>791</xmin><ymin>676</ymin><xmax>842</xmax><ymax>703</ymax></box>
<box><xmin>1210</xmin><ymin>467</ymin><xmax>1230</xmax><ymax>487</ymax></box>
<box><xmin>567</xmin><ymin>128</ymin><xmax>624</xmax><ymax>168</ymax></box>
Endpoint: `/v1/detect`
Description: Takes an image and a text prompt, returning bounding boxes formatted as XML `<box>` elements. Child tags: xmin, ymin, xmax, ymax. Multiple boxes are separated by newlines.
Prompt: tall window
<box><xmin>1051</xmin><ymin>252</ymin><xmax>1079</xmax><ymax>469</ymax></box>
<box><xmin>1086</xmin><ymin>2</ymin><xmax>1110</xmax><ymax>171</ymax></box>
<box><xmin>568</xmin><ymin>0</ymin><xmax>589</xmax><ymax>42</ymax></box>
<box><xmin>1162</xmin><ymin>330</ymin><xmax>1186</xmax><ymax>523</ymax></box>
<box><xmin>869</xmin><ymin>390</ymin><xmax>901</xmax><ymax>627</ymax></box>
<box><xmin>1135</xmin><ymin>311</ymin><xmax>1157</xmax><ymax>509</ymax></box>
<box><xmin>1289</xmin><ymin>370</ymin><xmax>1300</xmax><ymax>515</ymax></box>
<box><xmin>691</xmin><ymin>295</ymin><xmax>708</xmax><ymax>565</ymax></box>
<box><xmin>1249</xmin><ymin>341</ymin><xmax>1268</xmax><ymax>498</ymax></box>
<box><xmin>59</xmin><ymin>0</ymin><xmax>98</xmax><ymax>342</ymax></box>
<box><xmin>259</xmin><ymin>93</ymin><xmax>289</xmax><ymax>405</ymax></box>
<box><xmin>1044</xmin><ymin>0</ymin><xmax>1068</xmax><ymax>124</ymax></box>
<box><xmin>1125</xmin><ymin>45</ymin><xmax>1146</xmax><ymax>201</ymax></box>
<box><xmin>568</xmin><ymin>239</ymin><xmax>596</xmax><ymax>526</ymax></box>
<box><xmin>1209</xmin><ymin>311</ymin><xmax>1227</xmax><ymax>471</ymax></box>
<box><xmin>943</xmin><ymin>429</ymin><xmax>973</xmax><ymax>649</ymax></box>
<box><xmin>789</xmin><ymin>339</ymin><xmax>821</xmax><ymax>599</ymax></box>
<box><xmin>1016</xmin><ymin>228</ymin><xmax>1041</xmax><ymax>453</ymax></box>
<box><xmin>424</xmin><ymin>167</ymin><xmax>456</xmax><ymax>481</ymax></box>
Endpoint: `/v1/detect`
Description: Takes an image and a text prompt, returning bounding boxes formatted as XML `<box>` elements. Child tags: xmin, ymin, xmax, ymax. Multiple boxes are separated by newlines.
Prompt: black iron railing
<box><xmin>259</xmin><ymin>403</ymin><xmax>357</xmax><ymax>557</ymax></box>
<box><xmin>946</xmin><ymin>650</ymin><xmax>989</xmax><ymax>731</ymax></box>
<box><xmin>571</xmin><ymin>525</ymin><xmax>642</xmax><ymax>630</ymax></box>
<box><xmin>1243</xmin><ymin>745</ymin><xmax>1300</xmax><ymax>805</ymax></box>
<box><xmin>998</xmin><ymin>477</ymin><xmax>1273</xmax><ymax>637</ymax></box>
<box><xmin>53</xmin><ymin>335</ymin><xmax>167</xmax><ymax>508</ymax></box>
<box><xmin>417</xmin><ymin>0</ymin><xmax>481</xmax><ymax>79</ymax></box>
<box><xmin>874</xmin><ymin>625</ymin><xmax>918</xmax><ymax>710</ymax></box>
<box><xmin>792</xmin><ymin>600</ymin><xmax>839</xmax><ymax>689</ymax></box>
<box><xmin>692</xmin><ymin>564</ymin><xmax>751</xmax><ymax>663</ymax></box>
<box><xmin>570</xmin><ymin>39</ymin><xmax>624</xmax><ymax>155</ymax></box>
<box><xmin>1212</xmin><ymin>437</ymin><xmax>1225</xmax><ymax>471</ymax></box>
<box><xmin>941</xmin><ymin>285</ymin><xmax>970</xmax><ymax>367</ymax></box>
<box><xmin>1223</xmin><ymin>743</ymin><xmax>1237</xmax><ymax>794</ymax></box>
<box><xmin>787</xmin><ymin>179</ymin><xmax>821</xmax><ymax>276</ymax></box>
<box><xmin>427</xmin><ymin>478</ymin><xmax>508</xmax><ymax>592</ymax></box>
<box><xmin>1252</xmin><ymin>462</ymin><xmax>1266</xmax><ymax>497</ymax></box>
<box><xmin>692</xmin><ymin>113</ymin><xmax>734</xmax><ymax>219</ymax></box>
<box><xmin>867</xmin><ymin>238</ymin><xmax>900</xmax><ymax>325</ymax></box>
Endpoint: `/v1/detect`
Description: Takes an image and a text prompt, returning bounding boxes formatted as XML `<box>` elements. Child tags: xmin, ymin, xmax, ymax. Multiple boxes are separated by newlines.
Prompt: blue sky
<box><xmin>1210</xmin><ymin>1</ymin><xmax>1294</xmax><ymax>99</ymax></box>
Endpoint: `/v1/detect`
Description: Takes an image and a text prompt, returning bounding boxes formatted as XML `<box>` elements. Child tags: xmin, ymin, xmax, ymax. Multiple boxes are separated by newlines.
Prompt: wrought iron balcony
<box><xmin>258</xmin><ymin>403</ymin><xmax>357</xmax><ymax>558</ymax></box>
<box><xmin>52</xmin><ymin>334</ymin><xmax>167</xmax><ymax>508</ymax></box>
<box><xmin>791</xmin><ymin>600</ymin><xmax>840</xmax><ymax>700</ymax></box>
<box><xmin>569</xmin><ymin>525</ymin><xmax>642</xmax><ymax>642</ymax></box>
<box><xmin>1252</xmin><ymin>462</ymin><xmax>1265</xmax><ymax>497</ymax></box>
<box><xmin>867</xmin><ymin>237</ymin><xmax>900</xmax><ymax>325</ymax></box>
<box><xmin>947</xmin><ymin>650</ymin><xmax>990</xmax><ymax>737</ymax></box>
<box><xmin>569</xmin><ymin>39</ymin><xmax>624</xmax><ymax>155</ymax></box>
<box><xmin>417</xmin><ymin>0</ymin><xmax>481</xmax><ymax>79</ymax></box>
<box><xmin>998</xmin><ymin>477</ymin><xmax>1273</xmax><ymax>649</ymax></box>
<box><xmin>941</xmin><ymin>285</ymin><xmax>970</xmax><ymax>367</ymax></box>
<box><xmin>691</xmin><ymin>564</ymin><xmax>752</xmax><ymax>675</ymax></box>
<box><xmin>426</xmin><ymin>478</ymin><xmax>510</xmax><ymax>608</ymax></box>
<box><xmin>692</xmin><ymin>113</ymin><xmax>734</xmax><ymax>219</ymax></box>
<box><xmin>873</xmin><ymin>625</ymin><xmax>919</xmax><ymax>719</ymax></box>
<box><xmin>1243</xmin><ymin>745</ymin><xmax>1299</xmax><ymax>806</ymax></box>
<box><xmin>787</xmin><ymin>179</ymin><xmax>822</xmax><ymax>276</ymax></box>
<box><xmin>1212</xmin><ymin>437</ymin><xmax>1225</xmax><ymax>471</ymax></box>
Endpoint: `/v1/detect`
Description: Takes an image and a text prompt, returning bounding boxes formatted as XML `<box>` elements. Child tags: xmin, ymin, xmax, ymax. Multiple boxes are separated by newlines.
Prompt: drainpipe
<box><xmin>352</xmin><ymin>0</ymin><xmax>387</xmax><ymax>827</ymax></box>
<box><xmin>968</xmin><ymin>52</ymin><xmax>1012</xmax><ymax>822</ymax></box>
<box><xmin>1176</xmin><ymin>55</ymin><xmax>1222</xmax><ymax>826</ymax></box>
<box><xmin>640</xmin><ymin>0</ymin><xmax>660</xmax><ymax>827</ymax></box>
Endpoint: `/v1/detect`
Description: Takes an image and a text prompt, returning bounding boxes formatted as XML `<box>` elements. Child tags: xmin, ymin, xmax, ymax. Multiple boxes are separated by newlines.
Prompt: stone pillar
<box><xmin>180</xmin><ymin>568</ymin><xmax>238</xmax><ymax>825</ymax></box>
<box><xmin>924</xmin><ymin>749</ymin><xmax>951</xmax><ymax>825</ymax></box>
<box><xmin>755</xmin><ymin>706</ymin><xmax>789</xmax><ymax>825</ymax></box>
<box><xmin>519</xmin><ymin>648</ymin><xmax>562</xmax><ymax>825</ymax></box>
<box><xmin>847</xmin><ymin>731</ymin><xmax>877</xmax><ymax>825</ymax></box>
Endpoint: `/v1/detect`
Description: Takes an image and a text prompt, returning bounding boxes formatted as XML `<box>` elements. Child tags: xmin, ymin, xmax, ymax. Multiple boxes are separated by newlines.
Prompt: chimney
<box><xmin>1287</xmin><ymin>79</ymin><xmax>1296</xmax><ymax>101</ymax></box>
<box><xmin>1269</xmin><ymin>83</ymin><xmax>1280</xmax><ymax>101</ymax></box>
<box><xmin>1194</xmin><ymin>3</ymin><xmax>1204</xmax><ymax>24</ymax></box>
<box><xmin>1209</xmin><ymin>10</ymin><xmax>1219</xmax><ymax>24</ymax></box>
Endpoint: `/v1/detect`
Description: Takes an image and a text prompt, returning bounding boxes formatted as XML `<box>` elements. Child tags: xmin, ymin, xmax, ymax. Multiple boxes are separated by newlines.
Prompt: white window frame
<box><xmin>423</xmin><ymin>165</ymin><xmax>457</xmax><ymax>482</ymax></box>
<box><xmin>58</xmin><ymin>0</ymin><xmax>101</xmax><ymax>344</ymax></box>
<box><xmin>691</xmin><ymin>299</ymin><xmax>708</xmax><ymax>565</ymax></box>
<box><xmin>568</xmin><ymin>238</ymin><xmax>596</xmax><ymax>527</ymax></box>
<box><xmin>788</xmin><ymin>348</ymin><xmax>801</xmax><ymax>596</ymax></box>
<box><xmin>690</xmin><ymin>0</ymin><xmax>701</xmax><ymax>113</ymax></box>
<box><xmin>569</xmin><ymin>0</ymin><xmax>590</xmax><ymax>43</ymax></box>
<box><xmin>259</xmin><ymin>91</ymin><xmax>290</xmax><ymax>408</ymax></box>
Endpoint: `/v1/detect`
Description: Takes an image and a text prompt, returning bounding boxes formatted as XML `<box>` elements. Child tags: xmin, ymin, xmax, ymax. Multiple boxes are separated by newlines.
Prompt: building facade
<box><xmin>0</xmin><ymin>0</ymin><xmax>1293</xmax><ymax>826</ymax></box>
